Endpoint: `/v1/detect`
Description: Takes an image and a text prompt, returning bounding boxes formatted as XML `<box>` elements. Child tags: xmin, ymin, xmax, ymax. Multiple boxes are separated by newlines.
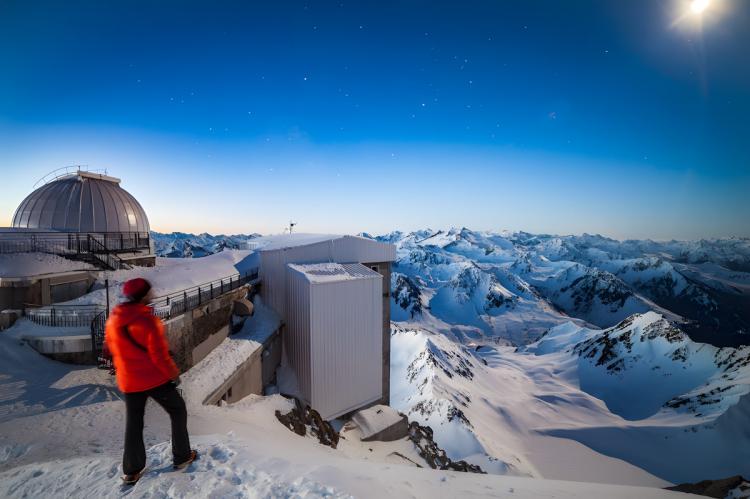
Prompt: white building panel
<box><xmin>259</xmin><ymin>235</ymin><xmax>395</xmax><ymax>321</ymax></box>
<box><xmin>285</xmin><ymin>263</ymin><xmax>383</xmax><ymax>420</ymax></box>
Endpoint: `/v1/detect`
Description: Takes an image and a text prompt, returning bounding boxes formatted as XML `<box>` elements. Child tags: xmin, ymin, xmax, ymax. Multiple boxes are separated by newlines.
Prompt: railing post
<box><xmin>51</xmin><ymin>308</ymin><xmax>56</xmax><ymax>328</ymax></box>
<box><xmin>198</xmin><ymin>286</ymin><xmax>201</xmax><ymax>305</ymax></box>
<box><xmin>90</xmin><ymin>317</ymin><xmax>97</xmax><ymax>358</ymax></box>
<box><xmin>120</xmin><ymin>233</ymin><xmax>124</xmax><ymax>251</ymax></box>
<box><xmin>183</xmin><ymin>290</ymin><xmax>187</xmax><ymax>313</ymax></box>
<box><xmin>210</xmin><ymin>282</ymin><xmax>213</xmax><ymax>299</ymax></box>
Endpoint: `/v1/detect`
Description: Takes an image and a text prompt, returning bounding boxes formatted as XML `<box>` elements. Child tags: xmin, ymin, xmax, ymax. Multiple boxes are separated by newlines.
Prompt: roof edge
<box><xmin>76</xmin><ymin>171</ymin><xmax>121</xmax><ymax>184</ymax></box>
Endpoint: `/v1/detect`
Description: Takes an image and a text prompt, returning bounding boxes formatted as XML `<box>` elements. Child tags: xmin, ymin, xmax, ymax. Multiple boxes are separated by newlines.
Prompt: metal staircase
<box><xmin>0</xmin><ymin>231</ymin><xmax>148</xmax><ymax>271</ymax></box>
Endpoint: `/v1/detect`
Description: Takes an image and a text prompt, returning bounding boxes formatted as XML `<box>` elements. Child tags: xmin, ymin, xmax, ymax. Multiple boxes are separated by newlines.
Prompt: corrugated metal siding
<box><xmin>284</xmin><ymin>263</ymin><xmax>383</xmax><ymax>420</ymax></box>
<box><xmin>285</xmin><ymin>266</ymin><xmax>312</xmax><ymax>403</ymax></box>
<box><xmin>309</xmin><ymin>274</ymin><xmax>383</xmax><ymax>420</ymax></box>
<box><xmin>11</xmin><ymin>175</ymin><xmax>150</xmax><ymax>232</ymax></box>
<box><xmin>338</xmin><ymin>262</ymin><xmax>383</xmax><ymax>279</ymax></box>
<box><xmin>259</xmin><ymin>236</ymin><xmax>395</xmax><ymax>322</ymax></box>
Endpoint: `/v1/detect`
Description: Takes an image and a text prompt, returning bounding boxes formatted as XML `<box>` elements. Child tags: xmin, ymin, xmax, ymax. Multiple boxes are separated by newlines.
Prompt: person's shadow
<box><xmin>0</xmin><ymin>334</ymin><xmax>121</xmax><ymax>423</ymax></box>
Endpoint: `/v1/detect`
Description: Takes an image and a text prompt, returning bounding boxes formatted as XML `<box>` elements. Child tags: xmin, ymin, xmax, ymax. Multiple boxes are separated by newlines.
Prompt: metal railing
<box><xmin>32</xmin><ymin>165</ymin><xmax>106</xmax><ymax>189</ymax></box>
<box><xmin>24</xmin><ymin>304</ymin><xmax>105</xmax><ymax>328</ymax></box>
<box><xmin>91</xmin><ymin>311</ymin><xmax>111</xmax><ymax>370</ymax></box>
<box><xmin>0</xmin><ymin>231</ymin><xmax>150</xmax><ymax>256</ymax></box>
<box><xmin>86</xmin><ymin>234</ymin><xmax>131</xmax><ymax>270</ymax></box>
<box><xmin>89</xmin><ymin>270</ymin><xmax>259</xmax><ymax>367</ymax></box>
<box><xmin>149</xmin><ymin>270</ymin><xmax>259</xmax><ymax>321</ymax></box>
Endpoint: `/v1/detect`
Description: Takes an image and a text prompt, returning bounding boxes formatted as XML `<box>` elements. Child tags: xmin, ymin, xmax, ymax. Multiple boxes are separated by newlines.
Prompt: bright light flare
<box><xmin>690</xmin><ymin>0</ymin><xmax>711</xmax><ymax>14</ymax></box>
<box><xmin>671</xmin><ymin>0</ymin><xmax>724</xmax><ymax>30</ymax></box>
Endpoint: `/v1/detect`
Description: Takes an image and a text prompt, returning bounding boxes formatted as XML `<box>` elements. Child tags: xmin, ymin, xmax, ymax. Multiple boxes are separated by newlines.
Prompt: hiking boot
<box><xmin>121</xmin><ymin>467</ymin><xmax>146</xmax><ymax>485</ymax></box>
<box><xmin>173</xmin><ymin>449</ymin><xmax>198</xmax><ymax>470</ymax></box>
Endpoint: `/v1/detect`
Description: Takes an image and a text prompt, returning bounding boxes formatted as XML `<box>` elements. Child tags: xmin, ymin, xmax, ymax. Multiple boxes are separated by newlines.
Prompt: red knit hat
<box><xmin>122</xmin><ymin>278</ymin><xmax>152</xmax><ymax>301</ymax></box>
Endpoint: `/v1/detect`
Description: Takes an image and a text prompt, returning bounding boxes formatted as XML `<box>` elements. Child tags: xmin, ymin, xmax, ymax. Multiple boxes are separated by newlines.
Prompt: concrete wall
<box><xmin>119</xmin><ymin>253</ymin><xmax>156</xmax><ymax>267</ymax></box>
<box><xmin>23</xmin><ymin>334</ymin><xmax>93</xmax><ymax>365</ymax></box>
<box><xmin>0</xmin><ymin>310</ymin><xmax>21</xmax><ymax>331</ymax></box>
<box><xmin>163</xmin><ymin>284</ymin><xmax>249</xmax><ymax>372</ymax></box>
<box><xmin>0</xmin><ymin>271</ymin><xmax>96</xmax><ymax>310</ymax></box>
<box><xmin>204</xmin><ymin>327</ymin><xmax>283</xmax><ymax>406</ymax></box>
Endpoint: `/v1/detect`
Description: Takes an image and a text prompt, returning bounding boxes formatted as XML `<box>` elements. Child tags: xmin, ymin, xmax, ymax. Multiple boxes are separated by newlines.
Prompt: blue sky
<box><xmin>1</xmin><ymin>0</ymin><xmax>748</xmax><ymax>239</ymax></box>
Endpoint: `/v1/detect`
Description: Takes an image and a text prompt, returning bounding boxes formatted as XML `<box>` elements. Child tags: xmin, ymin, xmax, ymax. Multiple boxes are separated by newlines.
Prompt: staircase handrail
<box><xmin>32</xmin><ymin>166</ymin><xmax>109</xmax><ymax>189</ymax></box>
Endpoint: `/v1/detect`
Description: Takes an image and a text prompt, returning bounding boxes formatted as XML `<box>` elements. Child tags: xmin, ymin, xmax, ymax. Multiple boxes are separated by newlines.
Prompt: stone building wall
<box><xmin>162</xmin><ymin>285</ymin><xmax>249</xmax><ymax>372</ymax></box>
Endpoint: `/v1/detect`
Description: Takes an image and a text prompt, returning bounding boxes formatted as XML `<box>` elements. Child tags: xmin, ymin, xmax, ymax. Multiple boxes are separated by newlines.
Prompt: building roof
<box><xmin>287</xmin><ymin>262</ymin><xmax>382</xmax><ymax>284</ymax></box>
<box><xmin>255</xmin><ymin>234</ymin><xmax>396</xmax><ymax>263</ymax></box>
<box><xmin>254</xmin><ymin>233</ymin><xmax>347</xmax><ymax>251</ymax></box>
<box><xmin>11</xmin><ymin>171</ymin><xmax>150</xmax><ymax>233</ymax></box>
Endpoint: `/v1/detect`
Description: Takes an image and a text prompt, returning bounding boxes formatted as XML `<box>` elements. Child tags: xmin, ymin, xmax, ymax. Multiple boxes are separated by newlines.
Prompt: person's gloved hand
<box><xmin>173</xmin><ymin>376</ymin><xmax>182</xmax><ymax>387</ymax></box>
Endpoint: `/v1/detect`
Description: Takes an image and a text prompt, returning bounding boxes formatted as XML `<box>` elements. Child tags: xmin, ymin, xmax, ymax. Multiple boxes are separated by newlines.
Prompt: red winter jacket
<box><xmin>105</xmin><ymin>302</ymin><xmax>179</xmax><ymax>393</ymax></box>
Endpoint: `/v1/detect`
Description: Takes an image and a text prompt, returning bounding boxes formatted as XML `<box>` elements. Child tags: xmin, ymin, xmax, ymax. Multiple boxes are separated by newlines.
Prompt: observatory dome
<box><xmin>12</xmin><ymin>171</ymin><xmax>150</xmax><ymax>233</ymax></box>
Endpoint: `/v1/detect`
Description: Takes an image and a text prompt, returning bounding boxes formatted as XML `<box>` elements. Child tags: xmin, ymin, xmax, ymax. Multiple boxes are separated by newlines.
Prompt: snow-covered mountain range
<box><xmin>374</xmin><ymin>228</ymin><xmax>750</xmax><ymax>348</ymax></box>
<box><xmin>151</xmin><ymin>232</ymin><xmax>261</xmax><ymax>258</ymax></box>
<box><xmin>375</xmin><ymin>229</ymin><xmax>750</xmax><ymax>484</ymax></box>
<box><xmin>152</xmin><ymin>228</ymin><xmax>750</xmax><ymax>346</ymax></box>
<box><xmin>153</xmin><ymin>228</ymin><xmax>749</xmax><ymax>347</ymax></box>
<box><xmin>390</xmin><ymin>312</ymin><xmax>750</xmax><ymax>484</ymax></box>
<box><xmin>150</xmin><ymin>228</ymin><xmax>750</xmax><ymax>484</ymax></box>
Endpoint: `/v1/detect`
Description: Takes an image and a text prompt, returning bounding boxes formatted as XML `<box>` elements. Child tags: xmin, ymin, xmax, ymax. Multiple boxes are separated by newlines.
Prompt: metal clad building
<box><xmin>257</xmin><ymin>234</ymin><xmax>396</xmax><ymax>412</ymax></box>
<box><xmin>286</xmin><ymin>263</ymin><xmax>383</xmax><ymax>420</ymax></box>
<box><xmin>258</xmin><ymin>235</ymin><xmax>396</xmax><ymax>320</ymax></box>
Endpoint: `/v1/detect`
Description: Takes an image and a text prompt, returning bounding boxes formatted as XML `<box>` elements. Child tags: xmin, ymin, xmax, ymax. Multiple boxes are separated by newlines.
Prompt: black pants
<box><xmin>123</xmin><ymin>381</ymin><xmax>191</xmax><ymax>475</ymax></box>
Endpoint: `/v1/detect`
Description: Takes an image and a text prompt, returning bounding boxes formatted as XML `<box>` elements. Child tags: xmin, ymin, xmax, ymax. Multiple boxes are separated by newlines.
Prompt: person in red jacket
<box><xmin>106</xmin><ymin>278</ymin><xmax>197</xmax><ymax>484</ymax></box>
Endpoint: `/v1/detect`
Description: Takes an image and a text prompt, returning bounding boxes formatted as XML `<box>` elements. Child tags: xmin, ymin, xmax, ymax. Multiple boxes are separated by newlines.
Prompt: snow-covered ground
<box><xmin>180</xmin><ymin>298</ymin><xmax>281</xmax><ymax>407</ymax></box>
<box><xmin>0</xmin><ymin>252</ymin><xmax>95</xmax><ymax>278</ymax></box>
<box><xmin>63</xmin><ymin>250</ymin><xmax>257</xmax><ymax>306</ymax></box>
<box><xmin>390</xmin><ymin>312</ymin><xmax>750</xmax><ymax>486</ymax></box>
<box><xmin>0</xmin><ymin>319</ymin><xmax>692</xmax><ymax>498</ymax></box>
<box><xmin>1</xmin><ymin>229</ymin><xmax>748</xmax><ymax>497</ymax></box>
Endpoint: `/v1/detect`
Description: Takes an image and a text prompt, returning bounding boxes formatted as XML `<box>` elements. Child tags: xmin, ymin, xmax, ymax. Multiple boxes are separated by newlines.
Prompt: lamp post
<box><xmin>105</xmin><ymin>278</ymin><xmax>110</xmax><ymax>317</ymax></box>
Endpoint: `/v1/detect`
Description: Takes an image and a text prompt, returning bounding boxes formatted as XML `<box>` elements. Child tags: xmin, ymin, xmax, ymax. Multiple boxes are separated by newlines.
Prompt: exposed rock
<box><xmin>392</xmin><ymin>273</ymin><xmax>423</xmax><ymax>317</ymax></box>
<box><xmin>407</xmin><ymin>421</ymin><xmax>485</xmax><ymax>474</ymax></box>
<box><xmin>275</xmin><ymin>400</ymin><xmax>340</xmax><ymax>449</ymax></box>
<box><xmin>665</xmin><ymin>475</ymin><xmax>749</xmax><ymax>498</ymax></box>
<box><xmin>233</xmin><ymin>298</ymin><xmax>254</xmax><ymax>317</ymax></box>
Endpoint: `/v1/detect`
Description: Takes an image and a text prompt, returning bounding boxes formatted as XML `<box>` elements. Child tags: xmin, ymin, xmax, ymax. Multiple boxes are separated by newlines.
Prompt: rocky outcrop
<box><xmin>407</xmin><ymin>422</ymin><xmax>484</xmax><ymax>473</ymax></box>
<box><xmin>665</xmin><ymin>475</ymin><xmax>749</xmax><ymax>498</ymax></box>
<box><xmin>275</xmin><ymin>401</ymin><xmax>340</xmax><ymax>449</ymax></box>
